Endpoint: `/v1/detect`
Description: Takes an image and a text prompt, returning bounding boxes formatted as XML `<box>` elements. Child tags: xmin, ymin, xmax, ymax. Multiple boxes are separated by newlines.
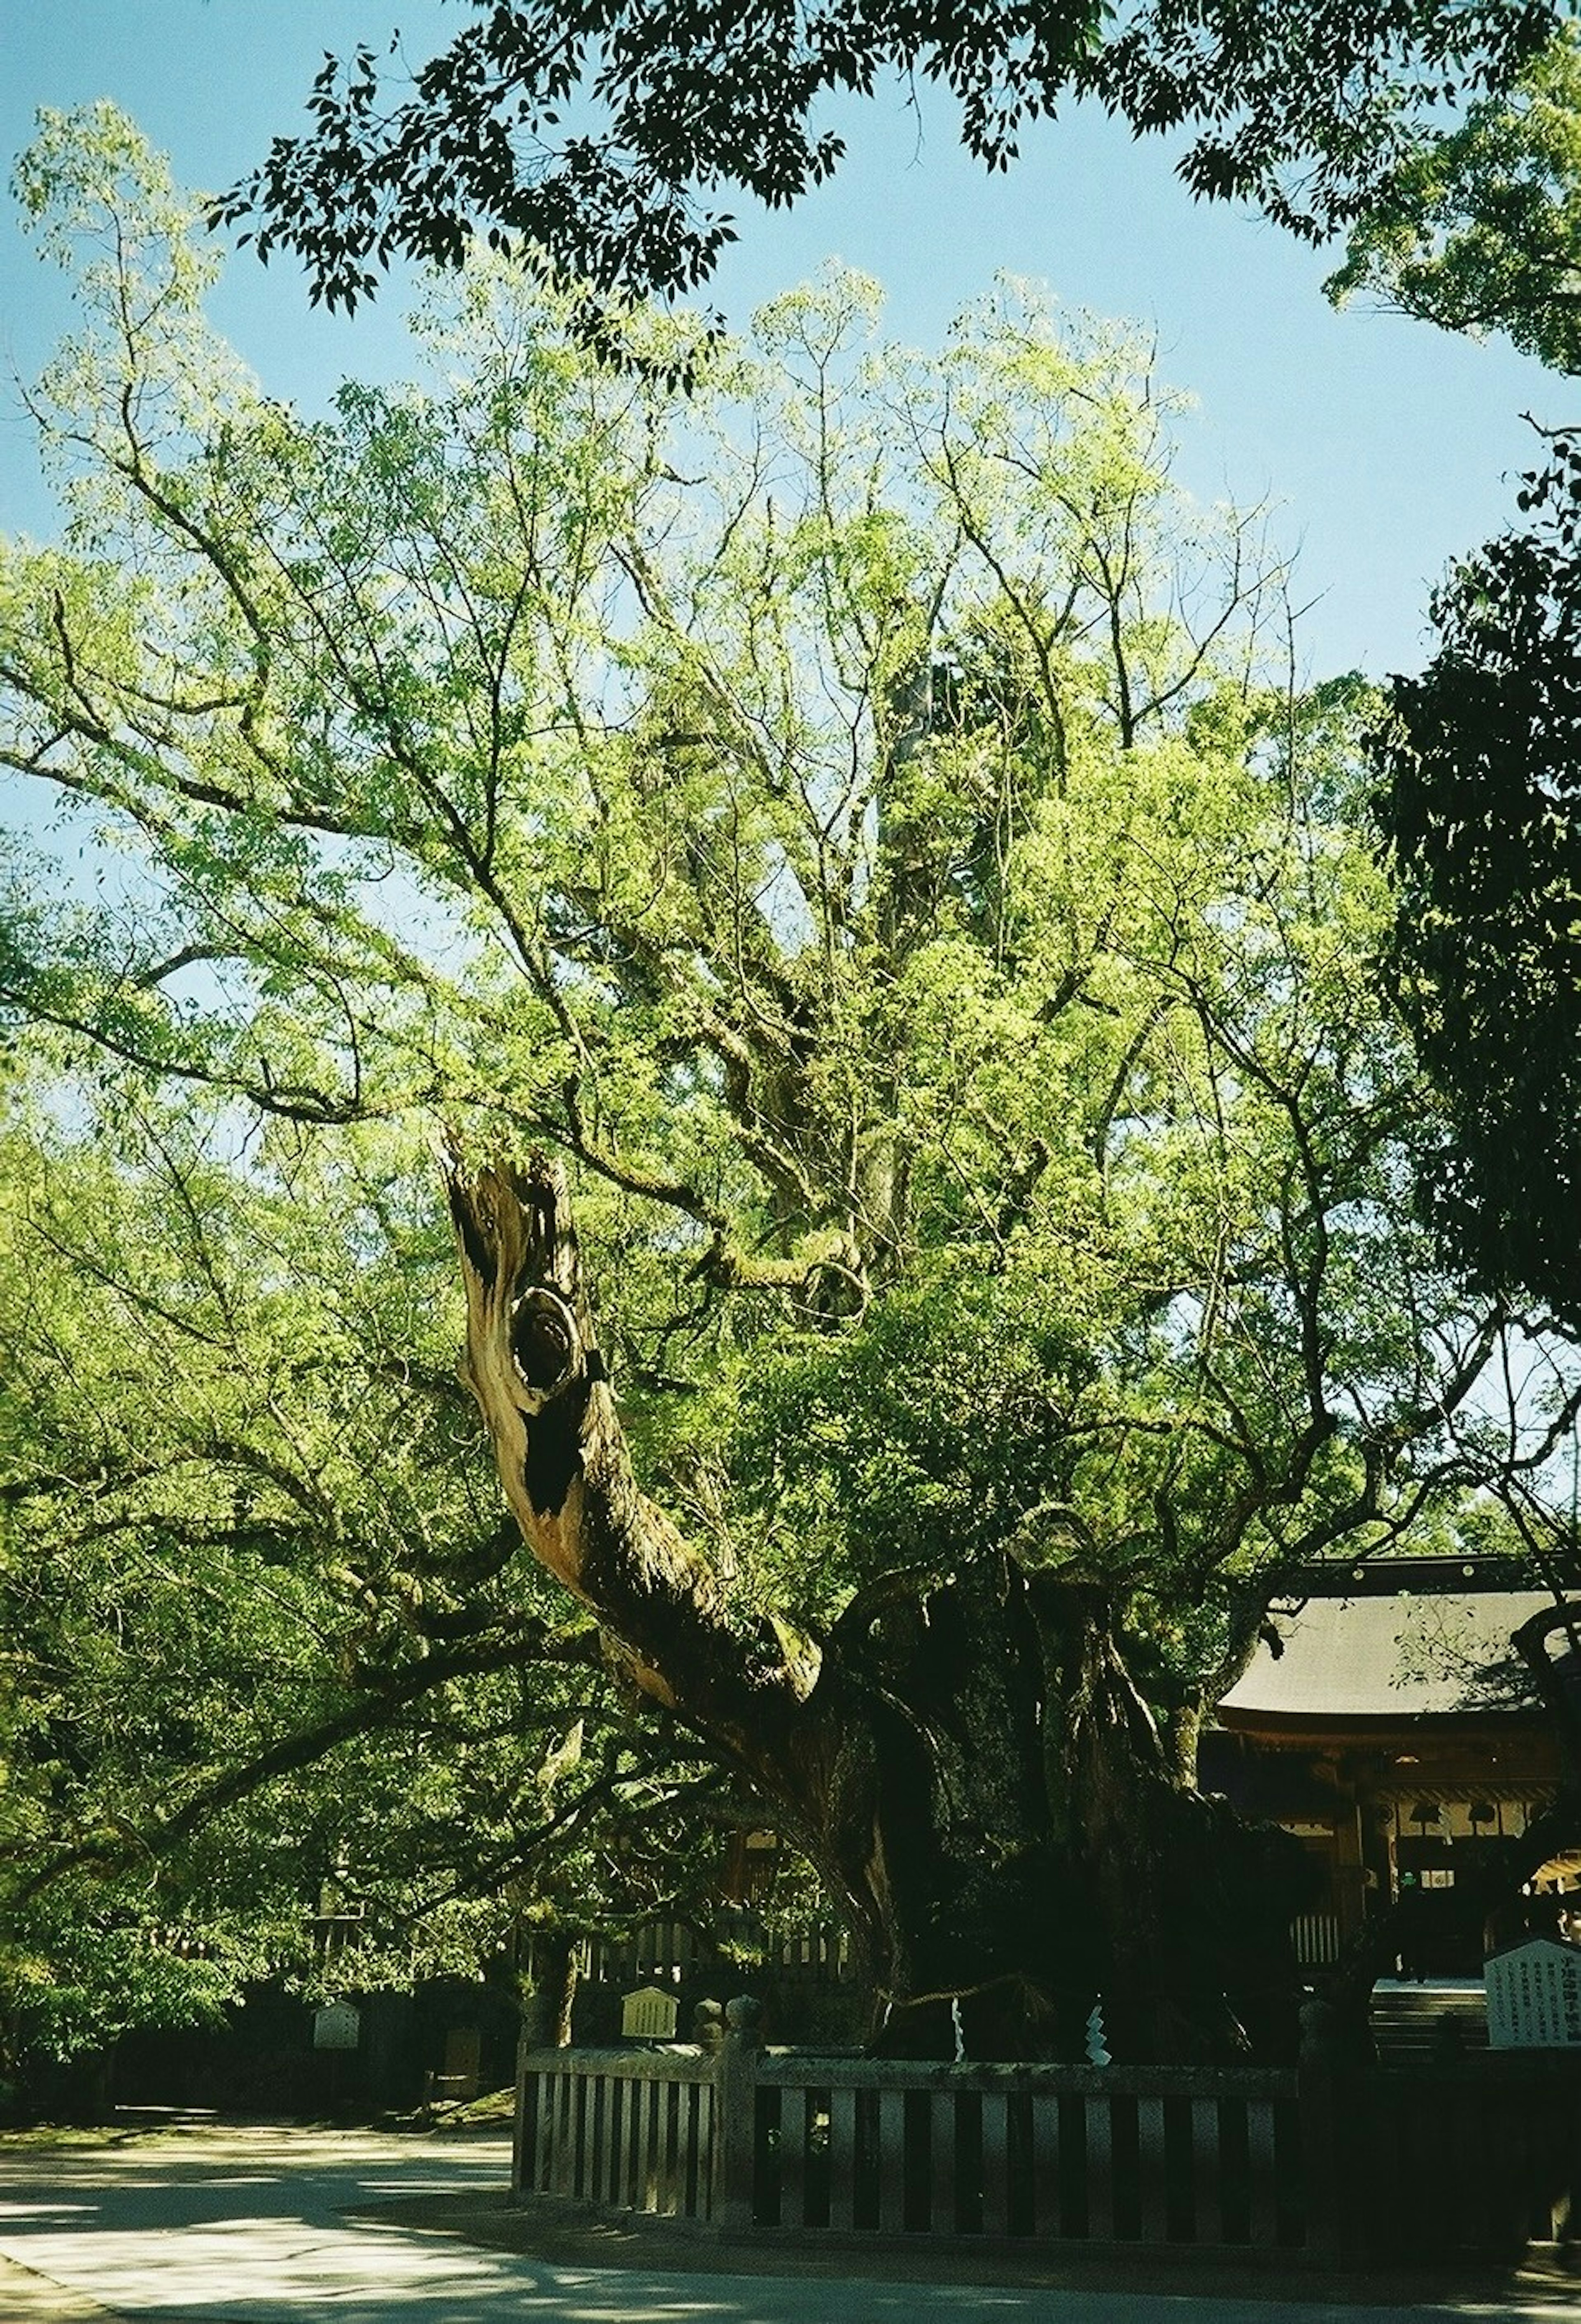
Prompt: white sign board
<box><xmin>620</xmin><ymin>1985</ymin><xmax>679</xmax><ymax>2040</ymax></box>
<box><xmin>1486</xmin><ymin>1938</ymin><xmax>1581</xmax><ymax>2048</ymax></box>
<box><xmin>313</xmin><ymin>2002</ymin><xmax>361</xmax><ymax>2052</ymax></box>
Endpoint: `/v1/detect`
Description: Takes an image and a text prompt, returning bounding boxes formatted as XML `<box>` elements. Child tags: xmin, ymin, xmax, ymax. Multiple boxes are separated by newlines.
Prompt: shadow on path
<box><xmin>0</xmin><ymin>2124</ymin><xmax>1574</xmax><ymax>2324</ymax></box>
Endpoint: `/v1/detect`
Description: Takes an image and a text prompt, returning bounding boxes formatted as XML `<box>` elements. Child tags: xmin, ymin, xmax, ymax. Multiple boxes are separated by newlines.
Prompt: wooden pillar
<box><xmin>512</xmin><ymin>2035</ymin><xmax>532</xmax><ymax>2197</ymax></box>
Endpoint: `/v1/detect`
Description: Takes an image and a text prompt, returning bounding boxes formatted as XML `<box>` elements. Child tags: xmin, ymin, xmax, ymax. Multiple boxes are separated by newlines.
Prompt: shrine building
<box><xmin>1206</xmin><ymin>1556</ymin><xmax>1577</xmax><ymax>1976</ymax></box>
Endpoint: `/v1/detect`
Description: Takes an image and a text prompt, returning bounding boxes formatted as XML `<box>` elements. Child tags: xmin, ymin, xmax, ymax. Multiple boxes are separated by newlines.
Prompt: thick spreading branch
<box><xmin>448</xmin><ymin>1153</ymin><xmax>825</xmax><ymax>1804</ymax></box>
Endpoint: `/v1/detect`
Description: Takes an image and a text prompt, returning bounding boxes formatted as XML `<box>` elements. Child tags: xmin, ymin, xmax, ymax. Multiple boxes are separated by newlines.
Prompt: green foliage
<box><xmin>210</xmin><ymin>2</ymin><xmax>1560</xmax><ymax>315</ymax></box>
<box><xmin>0</xmin><ymin>1887</ymin><xmax>254</xmax><ymax>2067</ymax></box>
<box><xmin>1328</xmin><ymin>20</ymin><xmax>1581</xmax><ymax>373</ymax></box>
<box><xmin>1375</xmin><ymin>426</ymin><xmax>1581</xmax><ymax>1323</ymax></box>
<box><xmin>0</xmin><ymin>1077</ymin><xmax>730</xmax><ymax>2071</ymax></box>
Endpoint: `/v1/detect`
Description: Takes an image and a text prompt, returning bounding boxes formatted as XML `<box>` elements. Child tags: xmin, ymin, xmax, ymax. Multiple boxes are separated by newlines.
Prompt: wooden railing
<box><xmin>587</xmin><ymin>1914</ymin><xmax>852</xmax><ymax>1990</ymax></box>
<box><xmin>1291</xmin><ymin>1911</ymin><xmax>1343</xmax><ymax>1968</ymax></box>
<box><xmin>749</xmin><ymin>2055</ymin><xmax>1300</xmax><ymax>2248</ymax></box>
<box><xmin>517</xmin><ymin>2045</ymin><xmax>718</xmax><ymax>2223</ymax></box>
<box><xmin>1326</xmin><ymin>2054</ymin><xmax>1581</xmax><ymax>2256</ymax></box>
<box><xmin>516</xmin><ymin>2017</ymin><xmax>1300</xmax><ymax>2251</ymax></box>
<box><xmin>515</xmin><ymin>2008</ymin><xmax>1581</xmax><ymax>2262</ymax></box>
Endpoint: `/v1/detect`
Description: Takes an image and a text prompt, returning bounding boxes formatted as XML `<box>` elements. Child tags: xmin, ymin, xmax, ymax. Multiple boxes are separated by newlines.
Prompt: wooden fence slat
<box><xmin>618</xmin><ymin>2073</ymin><xmax>637</xmax><ymax>2193</ymax></box>
<box><xmin>625</xmin><ymin>2065</ymin><xmax>645</xmax><ymax>2208</ymax></box>
<box><xmin>645</xmin><ymin>2074</ymin><xmax>662</xmax><ymax>2211</ymax></box>
<box><xmin>828</xmin><ymin>2087</ymin><xmax>858</xmax><ymax>2232</ymax></box>
<box><xmin>1524</xmin><ymin>2097</ymin><xmax>1559</xmax><ymax>2247</ymax></box>
<box><xmin>673</xmin><ymin>2076</ymin><xmax>688</xmax><ymax>2214</ymax></box>
<box><xmin>522</xmin><ymin>2070</ymin><xmax>540</xmax><ymax>2193</ymax></box>
<box><xmin>553</xmin><ymin>2072</ymin><xmax>576</xmax><ymax>2198</ymax></box>
<box><xmin>603</xmin><ymin>2074</ymin><xmax>621</xmax><ymax>2208</ymax></box>
<box><xmin>585</xmin><ymin>2072</ymin><xmax>601</xmax><ymax>2203</ymax></box>
<box><xmin>526</xmin><ymin>2073</ymin><xmax>543</xmax><ymax>2192</ymax></box>
<box><xmin>930</xmin><ymin>2090</ymin><xmax>956</xmax><ymax>2234</ymax></box>
<box><xmin>613</xmin><ymin>2077</ymin><xmax>633</xmax><ymax>2209</ymax></box>
<box><xmin>1246</xmin><ymin>2098</ymin><xmax>1278</xmax><ymax>2247</ymax></box>
<box><xmin>981</xmin><ymin>2091</ymin><xmax>1009</xmax><ymax>2238</ymax></box>
<box><xmin>655</xmin><ymin>2077</ymin><xmax>675</xmax><ymax>2213</ymax></box>
<box><xmin>1135</xmin><ymin>2096</ymin><xmax>1168</xmax><ymax>2245</ymax></box>
<box><xmin>1084</xmin><ymin>2095</ymin><xmax>1115</xmax><ymax>2241</ymax></box>
<box><xmin>592</xmin><ymin>2074</ymin><xmax>610</xmax><ymax>2205</ymax></box>
<box><xmin>777</xmin><ymin>2085</ymin><xmax>804</xmax><ymax>2230</ymax></box>
<box><xmin>1189</xmin><ymin>2095</ymin><xmax>1220</xmax><ymax>2243</ymax></box>
<box><xmin>573</xmin><ymin>2076</ymin><xmax>590</xmax><ymax>2201</ymax></box>
<box><xmin>616</xmin><ymin>2074</ymin><xmax>634</xmax><ymax>2210</ymax></box>
<box><xmin>875</xmin><ymin>2088</ymin><xmax>906</xmax><ymax>2236</ymax></box>
<box><xmin>521</xmin><ymin>2071</ymin><xmax>539</xmax><ymax>2194</ymax></box>
<box><xmin>536</xmin><ymin>2073</ymin><xmax>556</xmax><ymax>2196</ymax></box>
<box><xmin>1029</xmin><ymin>2093</ymin><xmax>1059</xmax><ymax>2237</ymax></box>
<box><xmin>682</xmin><ymin>2081</ymin><xmax>700</xmax><ymax>2218</ymax></box>
<box><xmin>643</xmin><ymin>2076</ymin><xmax>662</xmax><ymax>2210</ymax></box>
<box><xmin>706</xmin><ymin>2077</ymin><xmax>720</xmax><ymax>2220</ymax></box>
<box><xmin>1457</xmin><ymin>2084</ymin><xmax>1494</xmax><ymax>2252</ymax></box>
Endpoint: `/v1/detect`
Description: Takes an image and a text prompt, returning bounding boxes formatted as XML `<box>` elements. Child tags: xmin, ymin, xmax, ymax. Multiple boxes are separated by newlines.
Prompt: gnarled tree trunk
<box><xmin>450</xmin><ymin>1156</ymin><xmax>1310</xmax><ymax>2062</ymax></box>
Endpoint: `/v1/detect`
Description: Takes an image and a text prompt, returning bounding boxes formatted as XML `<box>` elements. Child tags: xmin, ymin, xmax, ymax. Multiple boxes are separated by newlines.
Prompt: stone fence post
<box><xmin>712</xmin><ymin>1995</ymin><xmax>763</xmax><ymax>2233</ymax></box>
<box><xmin>1296</xmin><ymin>1995</ymin><xmax>1345</xmax><ymax>2261</ymax></box>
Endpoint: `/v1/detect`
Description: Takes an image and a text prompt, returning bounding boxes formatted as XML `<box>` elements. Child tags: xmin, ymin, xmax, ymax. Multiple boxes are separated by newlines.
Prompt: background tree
<box><xmin>6</xmin><ymin>110</ymin><xmax>1576</xmax><ymax>2062</ymax></box>
<box><xmin>1329</xmin><ymin>17</ymin><xmax>1581</xmax><ymax>373</ymax></box>
<box><xmin>211</xmin><ymin>1</ymin><xmax>1562</xmax><ymax>319</ymax></box>
<box><xmin>1349</xmin><ymin>18</ymin><xmax>1581</xmax><ymax>1323</ymax></box>
<box><xmin>1373</xmin><ymin>426</ymin><xmax>1581</xmax><ymax>1325</ymax></box>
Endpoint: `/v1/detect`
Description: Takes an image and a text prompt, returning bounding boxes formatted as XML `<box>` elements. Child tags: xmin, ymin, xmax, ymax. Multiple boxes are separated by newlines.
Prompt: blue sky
<box><xmin>0</xmin><ymin>0</ymin><xmax>1569</xmax><ymax>679</ymax></box>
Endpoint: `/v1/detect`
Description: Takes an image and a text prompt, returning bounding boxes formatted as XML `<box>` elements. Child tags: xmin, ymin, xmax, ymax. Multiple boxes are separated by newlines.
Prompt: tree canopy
<box><xmin>6</xmin><ymin>108</ymin><xmax>1579</xmax><ymax>2062</ymax></box>
<box><xmin>1329</xmin><ymin>17</ymin><xmax>1581</xmax><ymax>372</ymax></box>
<box><xmin>1337</xmin><ymin>18</ymin><xmax>1581</xmax><ymax>1367</ymax></box>
<box><xmin>211</xmin><ymin>1</ymin><xmax>1564</xmax><ymax>315</ymax></box>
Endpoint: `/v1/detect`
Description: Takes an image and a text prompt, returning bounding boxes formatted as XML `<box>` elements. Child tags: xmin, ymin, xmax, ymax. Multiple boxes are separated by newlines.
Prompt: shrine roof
<box><xmin>1217</xmin><ymin>1584</ymin><xmax>1553</xmax><ymax>1722</ymax></box>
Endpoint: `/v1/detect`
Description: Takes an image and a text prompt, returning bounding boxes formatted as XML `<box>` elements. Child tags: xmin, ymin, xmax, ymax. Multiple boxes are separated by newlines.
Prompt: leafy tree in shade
<box><xmin>6</xmin><ymin>110</ymin><xmax>1575</xmax><ymax>2062</ymax></box>
<box><xmin>212</xmin><ymin>2</ymin><xmax>1561</xmax><ymax>317</ymax></box>
<box><xmin>1375</xmin><ymin>427</ymin><xmax>1581</xmax><ymax>1325</ymax></box>
<box><xmin>1344</xmin><ymin>12</ymin><xmax>1581</xmax><ymax>1334</ymax></box>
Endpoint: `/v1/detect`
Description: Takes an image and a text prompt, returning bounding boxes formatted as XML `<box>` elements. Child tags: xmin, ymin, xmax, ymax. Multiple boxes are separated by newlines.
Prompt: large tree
<box><xmin>212</xmin><ymin>1</ymin><xmax>1562</xmax><ymax>316</ymax></box>
<box><xmin>5</xmin><ymin>110</ymin><xmax>1573</xmax><ymax>2061</ymax></box>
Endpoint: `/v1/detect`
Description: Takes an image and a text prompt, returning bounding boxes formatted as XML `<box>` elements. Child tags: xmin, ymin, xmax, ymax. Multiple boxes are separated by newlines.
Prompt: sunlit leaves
<box><xmin>1328</xmin><ymin>20</ymin><xmax>1581</xmax><ymax>373</ymax></box>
